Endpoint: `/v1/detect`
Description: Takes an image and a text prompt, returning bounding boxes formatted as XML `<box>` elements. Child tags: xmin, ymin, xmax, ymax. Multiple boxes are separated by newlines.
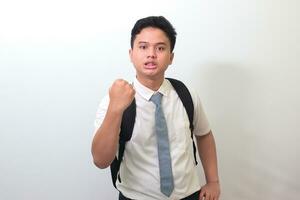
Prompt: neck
<box><xmin>136</xmin><ymin>76</ymin><xmax>164</xmax><ymax>91</ymax></box>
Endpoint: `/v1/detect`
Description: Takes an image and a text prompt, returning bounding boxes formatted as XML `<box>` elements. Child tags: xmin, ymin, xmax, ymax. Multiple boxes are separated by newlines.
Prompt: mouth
<box><xmin>144</xmin><ymin>61</ymin><xmax>157</xmax><ymax>69</ymax></box>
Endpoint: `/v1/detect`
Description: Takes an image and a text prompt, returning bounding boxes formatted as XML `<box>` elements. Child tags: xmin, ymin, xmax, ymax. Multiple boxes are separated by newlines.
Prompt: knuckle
<box><xmin>115</xmin><ymin>79</ymin><xmax>122</xmax><ymax>83</ymax></box>
<box><xmin>115</xmin><ymin>79</ymin><xmax>126</xmax><ymax>85</ymax></box>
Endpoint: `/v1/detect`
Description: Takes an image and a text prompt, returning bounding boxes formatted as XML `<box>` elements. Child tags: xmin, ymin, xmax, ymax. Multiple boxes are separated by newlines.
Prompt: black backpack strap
<box><xmin>166</xmin><ymin>78</ymin><xmax>198</xmax><ymax>165</ymax></box>
<box><xmin>110</xmin><ymin>99</ymin><xmax>136</xmax><ymax>188</ymax></box>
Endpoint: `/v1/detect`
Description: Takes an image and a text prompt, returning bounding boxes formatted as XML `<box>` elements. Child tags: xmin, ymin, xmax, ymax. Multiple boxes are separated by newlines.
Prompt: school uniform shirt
<box><xmin>94</xmin><ymin>78</ymin><xmax>211</xmax><ymax>200</ymax></box>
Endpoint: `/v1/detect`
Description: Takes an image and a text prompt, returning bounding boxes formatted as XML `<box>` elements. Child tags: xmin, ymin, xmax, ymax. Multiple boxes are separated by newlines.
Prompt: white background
<box><xmin>1</xmin><ymin>0</ymin><xmax>299</xmax><ymax>199</ymax></box>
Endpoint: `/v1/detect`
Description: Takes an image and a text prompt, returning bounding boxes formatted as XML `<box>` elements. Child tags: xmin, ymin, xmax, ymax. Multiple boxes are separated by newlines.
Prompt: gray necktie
<box><xmin>150</xmin><ymin>92</ymin><xmax>174</xmax><ymax>197</ymax></box>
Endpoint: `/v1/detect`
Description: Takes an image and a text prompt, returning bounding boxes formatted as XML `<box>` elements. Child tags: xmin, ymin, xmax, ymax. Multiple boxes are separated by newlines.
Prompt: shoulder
<box><xmin>166</xmin><ymin>78</ymin><xmax>200</xmax><ymax>101</ymax></box>
<box><xmin>100</xmin><ymin>94</ymin><xmax>110</xmax><ymax>106</ymax></box>
<box><xmin>93</xmin><ymin>94</ymin><xmax>110</xmax><ymax>129</ymax></box>
<box><xmin>95</xmin><ymin>94</ymin><xmax>110</xmax><ymax>118</ymax></box>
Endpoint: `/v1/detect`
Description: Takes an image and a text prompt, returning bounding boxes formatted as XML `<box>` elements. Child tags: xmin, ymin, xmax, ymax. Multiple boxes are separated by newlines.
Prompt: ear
<box><xmin>169</xmin><ymin>52</ymin><xmax>174</xmax><ymax>65</ymax></box>
<box><xmin>129</xmin><ymin>48</ymin><xmax>133</xmax><ymax>62</ymax></box>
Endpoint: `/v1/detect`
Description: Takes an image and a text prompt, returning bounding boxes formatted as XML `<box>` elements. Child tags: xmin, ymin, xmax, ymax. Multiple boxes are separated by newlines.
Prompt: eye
<box><xmin>139</xmin><ymin>45</ymin><xmax>147</xmax><ymax>50</ymax></box>
<box><xmin>157</xmin><ymin>46</ymin><xmax>166</xmax><ymax>51</ymax></box>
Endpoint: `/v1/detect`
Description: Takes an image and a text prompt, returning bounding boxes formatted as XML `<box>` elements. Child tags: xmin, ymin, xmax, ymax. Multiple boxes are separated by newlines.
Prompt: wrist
<box><xmin>207</xmin><ymin>180</ymin><xmax>219</xmax><ymax>184</ymax></box>
<box><xmin>108</xmin><ymin>103</ymin><xmax>125</xmax><ymax>115</ymax></box>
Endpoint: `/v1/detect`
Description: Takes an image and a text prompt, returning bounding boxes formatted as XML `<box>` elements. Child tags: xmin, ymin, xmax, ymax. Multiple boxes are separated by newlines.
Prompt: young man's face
<box><xmin>129</xmin><ymin>27</ymin><xmax>174</xmax><ymax>83</ymax></box>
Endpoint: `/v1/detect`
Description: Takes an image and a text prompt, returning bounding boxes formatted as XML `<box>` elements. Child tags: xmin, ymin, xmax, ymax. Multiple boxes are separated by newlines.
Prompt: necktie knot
<box><xmin>150</xmin><ymin>92</ymin><xmax>162</xmax><ymax>107</ymax></box>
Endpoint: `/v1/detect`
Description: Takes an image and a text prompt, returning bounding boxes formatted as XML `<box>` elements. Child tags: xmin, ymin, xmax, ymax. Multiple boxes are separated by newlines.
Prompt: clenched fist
<box><xmin>108</xmin><ymin>79</ymin><xmax>135</xmax><ymax>113</ymax></box>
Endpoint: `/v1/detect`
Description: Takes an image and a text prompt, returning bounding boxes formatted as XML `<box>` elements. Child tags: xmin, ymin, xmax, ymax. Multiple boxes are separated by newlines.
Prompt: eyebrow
<box><xmin>138</xmin><ymin>41</ymin><xmax>167</xmax><ymax>46</ymax></box>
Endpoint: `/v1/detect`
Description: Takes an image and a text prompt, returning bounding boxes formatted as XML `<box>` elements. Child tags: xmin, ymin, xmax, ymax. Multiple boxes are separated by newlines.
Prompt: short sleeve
<box><xmin>93</xmin><ymin>94</ymin><xmax>110</xmax><ymax>134</ymax></box>
<box><xmin>189</xmin><ymin>89</ymin><xmax>211</xmax><ymax>136</ymax></box>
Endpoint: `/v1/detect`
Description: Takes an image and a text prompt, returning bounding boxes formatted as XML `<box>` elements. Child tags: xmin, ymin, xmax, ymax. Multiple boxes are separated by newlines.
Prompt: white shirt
<box><xmin>94</xmin><ymin>78</ymin><xmax>210</xmax><ymax>200</ymax></box>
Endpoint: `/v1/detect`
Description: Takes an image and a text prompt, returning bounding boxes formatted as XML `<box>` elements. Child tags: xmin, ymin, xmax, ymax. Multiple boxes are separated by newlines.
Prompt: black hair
<box><xmin>130</xmin><ymin>16</ymin><xmax>177</xmax><ymax>52</ymax></box>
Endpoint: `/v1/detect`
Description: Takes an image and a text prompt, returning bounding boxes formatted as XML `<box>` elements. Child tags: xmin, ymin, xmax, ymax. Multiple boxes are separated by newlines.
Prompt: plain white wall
<box><xmin>1</xmin><ymin>0</ymin><xmax>299</xmax><ymax>199</ymax></box>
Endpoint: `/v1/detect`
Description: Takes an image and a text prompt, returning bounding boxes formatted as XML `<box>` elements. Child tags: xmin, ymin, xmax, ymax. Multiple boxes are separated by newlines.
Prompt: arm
<box><xmin>91</xmin><ymin>79</ymin><xmax>135</xmax><ymax>169</ymax></box>
<box><xmin>196</xmin><ymin>130</ymin><xmax>221</xmax><ymax>200</ymax></box>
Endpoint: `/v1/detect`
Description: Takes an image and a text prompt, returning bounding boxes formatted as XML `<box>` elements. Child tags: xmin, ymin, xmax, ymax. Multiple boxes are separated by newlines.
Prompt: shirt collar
<box><xmin>133</xmin><ymin>77</ymin><xmax>171</xmax><ymax>101</ymax></box>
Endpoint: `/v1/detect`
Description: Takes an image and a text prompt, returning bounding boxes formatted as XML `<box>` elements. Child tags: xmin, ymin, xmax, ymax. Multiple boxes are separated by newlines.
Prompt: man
<box><xmin>92</xmin><ymin>16</ymin><xmax>220</xmax><ymax>200</ymax></box>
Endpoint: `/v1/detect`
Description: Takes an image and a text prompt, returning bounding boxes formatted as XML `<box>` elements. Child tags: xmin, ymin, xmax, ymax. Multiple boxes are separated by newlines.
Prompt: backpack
<box><xmin>110</xmin><ymin>78</ymin><xmax>198</xmax><ymax>188</ymax></box>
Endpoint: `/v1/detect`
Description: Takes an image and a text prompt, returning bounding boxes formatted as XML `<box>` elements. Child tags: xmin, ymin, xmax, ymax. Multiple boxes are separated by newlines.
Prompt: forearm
<box><xmin>91</xmin><ymin>106</ymin><xmax>123</xmax><ymax>169</ymax></box>
<box><xmin>196</xmin><ymin>131</ymin><xmax>219</xmax><ymax>183</ymax></box>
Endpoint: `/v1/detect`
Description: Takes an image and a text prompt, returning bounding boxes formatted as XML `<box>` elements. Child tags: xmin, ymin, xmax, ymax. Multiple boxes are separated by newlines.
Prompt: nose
<box><xmin>147</xmin><ymin>47</ymin><xmax>157</xmax><ymax>58</ymax></box>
